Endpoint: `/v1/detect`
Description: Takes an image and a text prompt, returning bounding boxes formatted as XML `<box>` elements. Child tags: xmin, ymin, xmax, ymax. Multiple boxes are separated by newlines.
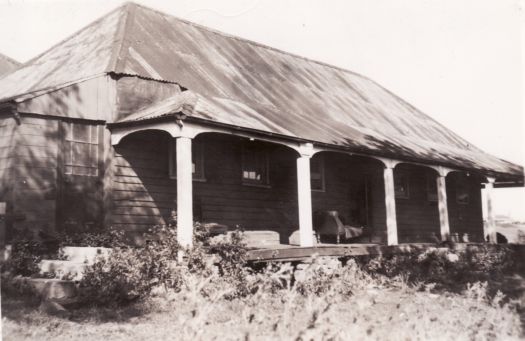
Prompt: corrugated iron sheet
<box><xmin>0</xmin><ymin>6</ymin><xmax>125</xmax><ymax>100</ymax></box>
<box><xmin>0</xmin><ymin>3</ymin><xmax>522</xmax><ymax>178</ymax></box>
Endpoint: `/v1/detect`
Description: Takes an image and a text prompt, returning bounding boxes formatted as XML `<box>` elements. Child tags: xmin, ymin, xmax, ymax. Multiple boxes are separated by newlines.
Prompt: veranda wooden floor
<box><xmin>245</xmin><ymin>243</ymin><xmax>510</xmax><ymax>262</ymax></box>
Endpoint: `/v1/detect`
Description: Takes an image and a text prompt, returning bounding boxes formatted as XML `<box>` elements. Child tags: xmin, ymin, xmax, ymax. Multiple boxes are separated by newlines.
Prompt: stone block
<box><xmin>60</xmin><ymin>246</ymin><xmax>112</xmax><ymax>264</ymax></box>
<box><xmin>39</xmin><ymin>260</ymin><xmax>88</xmax><ymax>280</ymax></box>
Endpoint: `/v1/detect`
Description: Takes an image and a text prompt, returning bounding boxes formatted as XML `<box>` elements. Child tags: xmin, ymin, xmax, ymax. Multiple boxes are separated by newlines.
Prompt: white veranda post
<box><xmin>383</xmin><ymin>163</ymin><xmax>398</xmax><ymax>245</ymax></box>
<box><xmin>485</xmin><ymin>177</ymin><xmax>497</xmax><ymax>244</ymax></box>
<box><xmin>436</xmin><ymin>172</ymin><xmax>450</xmax><ymax>241</ymax></box>
<box><xmin>176</xmin><ymin>136</ymin><xmax>193</xmax><ymax>248</ymax></box>
<box><xmin>297</xmin><ymin>144</ymin><xmax>314</xmax><ymax>247</ymax></box>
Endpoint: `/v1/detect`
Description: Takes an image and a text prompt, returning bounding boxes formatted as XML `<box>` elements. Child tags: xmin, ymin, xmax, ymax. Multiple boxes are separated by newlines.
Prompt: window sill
<box><xmin>311</xmin><ymin>188</ymin><xmax>326</xmax><ymax>193</ymax></box>
<box><xmin>169</xmin><ymin>176</ymin><xmax>207</xmax><ymax>182</ymax></box>
<box><xmin>242</xmin><ymin>182</ymin><xmax>271</xmax><ymax>189</ymax></box>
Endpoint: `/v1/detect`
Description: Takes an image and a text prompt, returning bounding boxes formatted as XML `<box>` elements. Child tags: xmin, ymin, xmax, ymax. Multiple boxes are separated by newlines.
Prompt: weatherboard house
<box><xmin>0</xmin><ymin>3</ymin><xmax>522</xmax><ymax>249</ymax></box>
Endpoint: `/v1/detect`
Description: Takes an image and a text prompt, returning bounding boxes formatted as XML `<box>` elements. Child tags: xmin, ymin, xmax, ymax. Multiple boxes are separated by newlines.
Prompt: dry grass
<box><xmin>2</xmin><ymin>258</ymin><xmax>524</xmax><ymax>341</ymax></box>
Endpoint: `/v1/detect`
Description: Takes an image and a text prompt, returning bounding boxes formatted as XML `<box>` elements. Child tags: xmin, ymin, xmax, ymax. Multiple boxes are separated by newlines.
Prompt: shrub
<box><xmin>57</xmin><ymin>228</ymin><xmax>126</xmax><ymax>248</ymax></box>
<box><xmin>1</xmin><ymin>234</ymin><xmax>51</xmax><ymax>277</ymax></box>
<box><xmin>294</xmin><ymin>257</ymin><xmax>341</xmax><ymax>296</ymax></box>
<box><xmin>203</xmin><ymin>230</ymin><xmax>250</xmax><ymax>298</ymax></box>
<box><xmin>359</xmin><ymin>246</ymin><xmax>518</xmax><ymax>291</ymax></box>
<box><xmin>78</xmin><ymin>223</ymin><xmax>254</xmax><ymax>304</ymax></box>
<box><xmin>79</xmin><ymin>225</ymin><xmax>184</xmax><ymax>305</ymax></box>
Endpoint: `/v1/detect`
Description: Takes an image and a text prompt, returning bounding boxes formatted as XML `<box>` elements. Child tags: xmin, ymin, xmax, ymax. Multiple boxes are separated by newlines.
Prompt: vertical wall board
<box><xmin>16</xmin><ymin>75</ymin><xmax>117</xmax><ymax>121</ymax></box>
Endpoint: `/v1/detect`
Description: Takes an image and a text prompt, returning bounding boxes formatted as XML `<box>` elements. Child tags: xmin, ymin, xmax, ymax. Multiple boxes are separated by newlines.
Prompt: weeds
<box><xmin>2</xmin><ymin>228</ymin><xmax>524</xmax><ymax>340</ymax></box>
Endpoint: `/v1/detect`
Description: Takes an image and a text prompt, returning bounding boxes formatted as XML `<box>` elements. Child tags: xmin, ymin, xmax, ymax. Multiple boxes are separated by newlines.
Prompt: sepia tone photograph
<box><xmin>0</xmin><ymin>0</ymin><xmax>524</xmax><ymax>340</ymax></box>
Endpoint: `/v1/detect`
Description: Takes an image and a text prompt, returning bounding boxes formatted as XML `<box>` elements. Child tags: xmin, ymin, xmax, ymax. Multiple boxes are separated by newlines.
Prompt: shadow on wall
<box><xmin>112</xmin><ymin>130</ymin><xmax>175</xmax><ymax>232</ymax></box>
<box><xmin>5</xmin><ymin>83</ymin><xmax>108</xmax><ymax>239</ymax></box>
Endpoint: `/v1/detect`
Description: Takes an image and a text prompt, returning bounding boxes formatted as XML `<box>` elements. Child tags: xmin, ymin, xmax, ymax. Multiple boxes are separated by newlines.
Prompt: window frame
<box><xmin>241</xmin><ymin>143</ymin><xmax>270</xmax><ymax>187</ymax></box>
<box><xmin>310</xmin><ymin>154</ymin><xmax>326</xmax><ymax>192</ymax></box>
<box><xmin>169</xmin><ymin>139</ymin><xmax>206</xmax><ymax>182</ymax></box>
<box><xmin>64</xmin><ymin>122</ymin><xmax>100</xmax><ymax>177</ymax></box>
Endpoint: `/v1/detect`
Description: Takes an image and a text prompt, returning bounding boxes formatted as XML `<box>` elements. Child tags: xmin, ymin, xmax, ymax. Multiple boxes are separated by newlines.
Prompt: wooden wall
<box><xmin>17</xmin><ymin>75</ymin><xmax>116</xmax><ymax>121</ymax></box>
<box><xmin>110</xmin><ymin>132</ymin><xmax>300</xmax><ymax>242</ymax></box>
<box><xmin>0</xmin><ymin>114</ymin><xmax>109</xmax><ymax>240</ymax></box>
<box><xmin>394</xmin><ymin>164</ymin><xmax>441</xmax><ymax>243</ymax></box>
<box><xmin>311</xmin><ymin>153</ymin><xmax>386</xmax><ymax>242</ymax></box>
<box><xmin>0</xmin><ymin>115</ymin><xmax>16</xmax><ymax>237</ymax></box>
<box><xmin>3</xmin><ymin>115</ymin><xmax>59</xmax><ymax>236</ymax></box>
<box><xmin>447</xmin><ymin>172</ymin><xmax>484</xmax><ymax>242</ymax></box>
<box><xmin>0</xmin><ymin>118</ymin><xmax>485</xmax><ymax>245</ymax></box>
<box><xmin>109</xmin><ymin>132</ymin><xmax>389</xmax><ymax>243</ymax></box>
<box><xmin>110</xmin><ymin>130</ymin><xmax>174</xmax><ymax>232</ymax></box>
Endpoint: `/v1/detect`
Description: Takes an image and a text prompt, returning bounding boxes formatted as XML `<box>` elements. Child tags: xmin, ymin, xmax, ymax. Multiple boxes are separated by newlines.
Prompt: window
<box><xmin>64</xmin><ymin>123</ymin><xmax>99</xmax><ymax>176</ymax></box>
<box><xmin>456</xmin><ymin>181</ymin><xmax>470</xmax><ymax>204</ymax></box>
<box><xmin>426</xmin><ymin>174</ymin><xmax>438</xmax><ymax>202</ymax></box>
<box><xmin>310</xmin><ymin>154</ymin><xmax>325</xmax><ymax>191</ymax></box>
<box><xmin>394</xmin><ymin>173</ymin><xmax>409</xmax><ymax>199</ymax></box>
<box><xmin>169</xmin><ymin>139</ymin><xmax>205</xmax><ymax>181</ymax></box>
<box><xmin>241</xmin><ymin>143</ymin><xmax>269</xmax><ymax>186</ymax></box>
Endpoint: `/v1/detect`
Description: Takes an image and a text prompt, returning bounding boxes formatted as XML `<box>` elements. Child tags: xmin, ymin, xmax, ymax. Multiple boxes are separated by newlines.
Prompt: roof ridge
<box><xmin>20</xmin><ymin>4</ymin><xmax>125</xmax><ymax>68</ymax></box>
<box><xmin>107</xmin><ymin>2</ymin><xmax>137</xmax><ymax>73</ymax></box>
<box><xmin>0</xmin><ymin>53</ymin><xmax>21</xmax><ymax>66</ymax></box>
<box><xmin>128</xmin><ymin>2</ymin><xmax>372</xmax><ymax>80</ymax></box>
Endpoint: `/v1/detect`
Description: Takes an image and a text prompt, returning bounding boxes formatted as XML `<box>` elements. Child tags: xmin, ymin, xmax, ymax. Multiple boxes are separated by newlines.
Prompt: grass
<box><xmin>2</xmin><ymin>257</ymin><xmax>524</xmax><ymax>341</ymax></box>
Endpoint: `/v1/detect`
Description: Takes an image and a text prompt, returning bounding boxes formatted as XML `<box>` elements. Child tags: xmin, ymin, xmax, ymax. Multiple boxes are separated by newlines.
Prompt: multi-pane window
<box><xmin>242</xmin><ymin>144</ymin><xmax>269</xmax><ymax>185</ymax></box>
<box><xmin>394</xmin><ymin>173</ymin><xmax>409</xmax><ymax>199</ymax></box>
<box><xmin>169</xmin><ymin>139</ymin><xmax>205</xmax><ymax>181</ymax></box>
<box><xmin>64</xmin><ymin>123</ymin><xmax>99</xmax><ymax>176</ymax></box>
<box><xmin>310</xmin><ymin>154</ymin><xmax>325</xmax><ymax>191</ymax></box>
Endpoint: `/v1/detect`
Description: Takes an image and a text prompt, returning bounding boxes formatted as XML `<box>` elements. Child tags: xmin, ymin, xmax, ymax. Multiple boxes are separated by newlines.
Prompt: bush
<box><xmin>78</xmin><ymin>224</ymin><xmax>251</xmax><ymax>305</ymax></box>
<box><xmin>1</xmin><ymin>234</ymin><xmax>51</xmax><ymax>277</ymax></box>
<box><xmin>79</xmin><ymin>225</ymin><xmax>184</xmax><ymax>305</ymax></box>
<box><xmin>207</xmin><ymin>231</ymin><xmax>249</xmax><ymax>296</ymax></box>
<box><xmin>359</xmin><ymin>246</ymin><xmax>518</xmax><ymax>291</ymax></box>
<box><xmin>57</xmin><ymin>228</ymin><xmax>126</xmax><ymax>248</ymax></box>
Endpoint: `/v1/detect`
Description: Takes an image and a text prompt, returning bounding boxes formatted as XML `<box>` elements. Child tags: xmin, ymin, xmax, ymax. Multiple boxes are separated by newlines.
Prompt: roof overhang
<box><xmin>108</xmin><ymin>100</ymin><xmax>524</xmax><ymax>186</ymax></box>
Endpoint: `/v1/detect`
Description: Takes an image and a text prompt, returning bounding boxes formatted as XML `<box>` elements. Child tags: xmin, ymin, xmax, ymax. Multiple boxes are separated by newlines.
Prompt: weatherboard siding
<box><xmin>109</xmin><ymin>131</ymin><xmax>486</xmax><ymax>244</ymax></box>
<box><xmin>0</xmin><ymin>116</ymin><xmax>16</xmax><ymax>234</ymax></box>
<box><xmin>0</xmin><ymin>117</ymin><xmax>486</xmax><ymax>244</ymax></box>
<box><xmin>394</xmin><ymin>164</ymin><xmax>441</xmax><ymax>243</ymax></box>
<box><xmin>6</xmin><ymin>116</ymin><xmax>59</xmax><ymax>235</ymax></box>
<box><xmin>17</xmin><ymin>76</ymin><xmax>117</xmax><ymax>121</ymax></box>
<box><xmin>109</xmin><ymin>132</ymin><xmax>395</xmax><ymax>243</ymax></box>
<box><xmin>447</xmin><ymin>173</ymin><xmax>484</xmax><ymax>242</ymax></box>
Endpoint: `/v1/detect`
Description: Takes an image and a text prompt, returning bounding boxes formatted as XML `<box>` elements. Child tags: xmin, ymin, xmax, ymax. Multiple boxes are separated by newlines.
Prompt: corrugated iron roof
<box><xmin>0</xmin><ymin>53</ymin><xmax>21</xmax><ymax>77</ymax></box>
<box><xmin>0</xmin><ymin>2</ymin><xmax>522</xmax><ymax>179</ymax></box>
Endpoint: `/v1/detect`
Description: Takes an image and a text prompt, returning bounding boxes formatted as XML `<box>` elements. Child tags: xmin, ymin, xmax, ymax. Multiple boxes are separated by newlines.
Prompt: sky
<box><xmin>0</xmin><ymin>0</ymin><xmax>524</xmax><ymax>220</ymax></box>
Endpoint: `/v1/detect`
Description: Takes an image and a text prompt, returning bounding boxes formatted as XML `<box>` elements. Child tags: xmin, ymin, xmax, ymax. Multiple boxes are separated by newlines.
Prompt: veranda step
<box><xmin>242</xmin><ymin>230</ymin><xmax>280</xmax><ymax>247</ymax></box>
<box><xmin>11</xmin><ymin>276</ymin><xmax>78</xmax><ymax>304</ymax></box>
<box><xmin>60</xmin><ymin>246</ymin><xmax>112</xmax><ymax>264</ymax></box>
<box><xmin>39</xmin><ymin>260</ymin><xmax>88</xmax><ymax>281</ymax></box>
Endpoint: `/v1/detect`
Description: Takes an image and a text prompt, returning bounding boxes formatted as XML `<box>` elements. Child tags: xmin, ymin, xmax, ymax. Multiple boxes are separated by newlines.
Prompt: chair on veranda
<box><xmin>315</xmin><ymin>210</ymin><xmax>365</xmax><ymax>244</ymax></box>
